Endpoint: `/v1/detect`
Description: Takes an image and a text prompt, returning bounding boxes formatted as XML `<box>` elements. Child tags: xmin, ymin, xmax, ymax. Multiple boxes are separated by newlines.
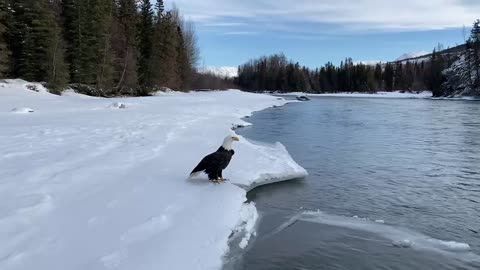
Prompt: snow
<box><xmin>396</xmin><ymin>51</ymin><xmax>429</xmax><ymax>61</ymax></box>
<box><xmin>108</xmin><ymin>102</ymin><xmax>127</xmax><ymax>109</ymax></box>
<box><xmin>234</xmin><ymin>203</ymin><xmax>258</xmax><ymax>249</ymax></box>
<box><xmin>276</xmin><ymin>91</ymin><xmax>432</xmax><ymax>99</ymax></box>
<box><xmin>398</xmin><ymin>56</ymin><xmax>431</xmax><ymax>64</ymax></box>
<box><xmin>442</xmin><ymin>55</ymin><xmax>480</xmax><ymax>97</ymax></box>
<box><xmin>353</xmin><ymin>60</ymin><xmax>381</xmax><ymax>66</ymax></box>
<box><xmin>0</xmin><ymin>80</ymin><xmax>307</xmax><ymax>270</ymax></box>
<box><xmin>10</xmin><ymin>107</ymin><xmax>35</xmax><ymax>113</ymax></box>
<box><xmin>202</xmin><ymin>66</ymin><xmax>238</xmax><ymax>78</ymax></box>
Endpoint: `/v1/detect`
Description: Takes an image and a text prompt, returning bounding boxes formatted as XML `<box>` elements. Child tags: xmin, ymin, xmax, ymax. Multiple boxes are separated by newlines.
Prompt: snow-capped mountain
<box><xmin>202</xmin><ymin>66</ymin><xmax>238</xmax><ymax>78</ymax></box>
<box><xmin>353</xmin><ymin>60</ymin><xmax>381</xmax><ymax>66</ymax></box>
<box><xmin>396</xmin><ymin>51</ymin><xmax>429</xmax><ymax>61</ymax></box>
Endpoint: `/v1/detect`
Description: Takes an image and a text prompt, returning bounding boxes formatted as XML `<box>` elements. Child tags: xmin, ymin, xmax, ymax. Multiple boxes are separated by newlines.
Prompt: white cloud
<box><xmin>203</xmin><ymin>22</ymin><xmax>247</xmax><ymax>27</ymax></box>
<box><xmin>222</xmin><ymin>31</ymin><xmax>259</xmax><ymax>36</ymax></box>
<box><xmin>170</xmin><ymin>0</ymin><xmax>480</xmax><ymax>32</ymax></box>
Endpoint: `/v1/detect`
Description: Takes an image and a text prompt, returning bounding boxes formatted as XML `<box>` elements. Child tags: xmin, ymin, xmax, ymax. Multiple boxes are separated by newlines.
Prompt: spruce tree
<box><xmin>62</xmin><ymin>0</ymin><xmax>94</xmax><ymax>84</ymax></box>
<box><xmin>63</xmin><ymin>0</ymin><xmax>114</xmax><ymax>91</ymax></box>
<box><xmin>137</xmin><ymin>0</ymin><xmax>154</xmax><ymax>88</ymax></box>
<box><xmin>155</xmin><ymin>0</ymin><xmax>164</xmax><ymax>21</ymax></box>
<box><xmin>176</xmin><ymin>25</ymin><xmax>190</xmax><ymax>89</ymax></box>
<box><xmin>10</xmin><ymin>0</ymin><xmax>34</xmax><ymax>79</ymax></box>
<box><xmin>114</xmin><ymin>0</ymin><xmax>138</xmax><ymax>93</ymax></box>
<box><xmin>374</xmin><ymin>63</ymin><xmax>382</xmax><ymax>90</ymax></box>
<box><xmin>384</xmin><ymin>63</ymin><xmax>394</xmax><ymax>91</ymax></box>
<box><xmin>91</xmin><ymin>0</ymin><xmax>115</xmax><ymax>91</ymax></box>
<box><xmin>150</xmin><ymin>11</ymin><xmax>179</xmax><ymax>89</ymax></box>
<box><xmin>0</xmin><ymin>0</ymin><xmax>11</xmax><ymax>77</ymax></box>
<box><xmin>46</xmin><ymin>0</ymin><xmax>68</xmax><ymax>90</ymax></box>
<box><xmin>469</xmin><ymin>20</ymin><xmax>480</xmax><ymax>89</ymax></box>
<box><xmin>429</xmin><ymin>49</ymin><xmax>445</xmax><ymax>96</ymax></box>
<box><xmin>395</xmin><ymin>63</ymin><xmax>404</xmax><ymax>90</ymax></box>
<box><xmin>9</xmin><ymin>0</ymin><xmax>66</xmax><ymax>86</ymax></box>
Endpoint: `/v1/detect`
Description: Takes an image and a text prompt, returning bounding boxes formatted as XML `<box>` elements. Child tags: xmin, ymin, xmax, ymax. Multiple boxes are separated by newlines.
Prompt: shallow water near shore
<box><xmin>227</xmin><ymin>97</ymin><xmax>480</xmax><ymax>270</ymax></box>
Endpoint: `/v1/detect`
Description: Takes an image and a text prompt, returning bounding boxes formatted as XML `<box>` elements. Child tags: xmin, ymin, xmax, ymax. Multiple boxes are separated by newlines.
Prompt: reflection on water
<box><xmin>227</xmin><ymin>97</ymin><xmax>480</xmax><ymax>270</ymax></box>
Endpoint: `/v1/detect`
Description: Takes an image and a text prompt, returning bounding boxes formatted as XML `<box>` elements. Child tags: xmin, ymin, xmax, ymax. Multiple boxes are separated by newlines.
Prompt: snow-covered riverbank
<box><xmin>0</xmin><ymin>80</ymin><xmax>307</xmax><ymax>270</ymax></box>
<box><xmin>276</xmin><ymin>91</ymin><xmax>433</xmax><ymax>99</ymax></box>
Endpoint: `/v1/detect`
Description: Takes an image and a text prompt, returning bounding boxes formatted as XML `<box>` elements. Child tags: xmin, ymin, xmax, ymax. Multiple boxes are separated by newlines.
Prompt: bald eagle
<box><xmin>190</xmin><ymin>135</ymin><xmax>240</xmax><ymax>183</ymax></box>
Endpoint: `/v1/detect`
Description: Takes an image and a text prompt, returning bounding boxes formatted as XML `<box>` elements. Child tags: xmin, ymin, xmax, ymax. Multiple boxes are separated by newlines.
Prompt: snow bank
<box><xmin>229</xmin><ymin>140</ymin><xmax>308</xmax><ymax>191</ymax></box>
<box><xmin>1</xmin><ymin>79</ymin><xmax>49</xmax><ymax>94</ymax></box>
<box><xmin>276</xmin><ymin>91</ymin><xmax>432</xmax><ymax>99</ymax></box>
<box><xmin>108</xmin><ymin>102</ymin><xmax>127</xmax><ymax>109</ymax></box>
<box><xmin>233</xmin><ymin>203</ymin><xmax>258</xmax><ymax>249</ymax></box>
<box><xmin>0</xmin><ymin>80</ymin><xmax>306</xmax><ymax>270</ymax></box>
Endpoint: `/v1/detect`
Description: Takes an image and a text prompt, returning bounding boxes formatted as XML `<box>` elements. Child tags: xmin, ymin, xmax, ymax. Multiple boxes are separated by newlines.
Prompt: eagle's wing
<box><xmin>191</xmin><ymin>152</ymin><xmax>220</xmax><ymax>175</ymax></box>
<box><xmin>190</xmin><ymin>154</ymin><xmax>210</xmax><ymax>175</ymax></box>
<box><xmin>190</xmin><ymin>151</ymin><xmax>233</xmax><ymax>175</ymax></box>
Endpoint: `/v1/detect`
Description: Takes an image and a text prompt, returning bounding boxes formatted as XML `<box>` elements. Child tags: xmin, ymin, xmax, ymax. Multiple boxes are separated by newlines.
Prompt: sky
<box><xmin>165</xmin><ymin>0</ymin><xmax>480</xmax><ymax>69</ymax></box>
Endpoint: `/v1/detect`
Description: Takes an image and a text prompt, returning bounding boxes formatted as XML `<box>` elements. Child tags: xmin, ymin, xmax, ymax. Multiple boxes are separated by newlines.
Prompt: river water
<box><xmin>228</xmin><ymin>96</ymin><xmax>480</xmax><ymax>270</ymax></box>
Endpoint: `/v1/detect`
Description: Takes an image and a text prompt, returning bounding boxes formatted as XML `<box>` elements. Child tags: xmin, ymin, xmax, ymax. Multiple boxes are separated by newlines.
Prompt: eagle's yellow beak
<box><xmin>232</xmin><ymin>136</ymin><xmax>240</xmax><ymax>141</ymax></box>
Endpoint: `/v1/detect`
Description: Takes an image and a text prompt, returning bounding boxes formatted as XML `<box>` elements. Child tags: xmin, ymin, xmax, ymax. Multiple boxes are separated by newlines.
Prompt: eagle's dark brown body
<box><xmin>190</xmin><ymin>146</ymin><xmax>235</xmax><ymax>181</ymax></box>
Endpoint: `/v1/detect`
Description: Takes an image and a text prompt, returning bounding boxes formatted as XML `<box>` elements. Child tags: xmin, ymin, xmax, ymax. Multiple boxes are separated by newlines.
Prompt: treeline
<box><xmin>0</xmin><ymin>0</ymin><xmax>230</xmax><ymax>95</ymax></box>
<box><xmin>236</xmin><ymin>52</ymin><xmax>453</xmax><ymax>95</ymax></box>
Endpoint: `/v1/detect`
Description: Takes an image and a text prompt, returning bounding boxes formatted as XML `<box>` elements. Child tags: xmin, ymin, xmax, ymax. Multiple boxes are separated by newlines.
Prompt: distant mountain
<box><xmin>353</xmin><ymin>60</ymin><xmax>381</xmax><ymax>66</ymax></box>
<box><xmin>396</xmin><ymin>51</ymin><xmax>429</xmax><ymax>61</ymax></box>
<box><xmin>393</xmin><ymin>44</ymin><xmax>466</xmax><ymax>64</ymax></box>
<box><xmin>202</xmin><ymin>66</ymin><xmax>238</xmax><ymax>78</ymax></box>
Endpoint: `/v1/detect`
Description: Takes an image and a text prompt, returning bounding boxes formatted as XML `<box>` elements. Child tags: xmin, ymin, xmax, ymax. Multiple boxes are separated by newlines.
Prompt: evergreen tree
<box><xmin>92</xmin><ymin>0</ymin><xmax>115</xmax><ymax>91</ymax></box>
<box><xmin>9</xmin><ymin>0</ymin><xmax>67</xmax><ymax>88</ymax></box>
<box><xmin>0</xmin><ymin>0</ymin><xmax>11</xmax><ymax>77</ymax></box>
<box><xmin>394</xmin><ymin>63</ymin><xmax>404</xmax><ymax>90</ymax></box>
<box><xmin>113</xmin><ymin>0</ymin><xmax>138</xmax><ymax>93</ymax></box>
<box><xmin>10</xmin><ymin>0</ymin><xmax>34</xmax><ymax>79</ymax></box>
<box><xmin>469</xmin><ymin>20</ymin><xmax>480</xmax><ymax>88</ymax></box>
<box><xmin>63</xmin><ymin>0</ymin><xmax>114</xmax><ymax>90</ymax></box>
<box><xmin>150</xmin><ymin>11</ymin><xmax>179</xmax><ymax>89</ymax></box>
<box><xmin>155</xmin><ymin>0</ymin><xmax>164</xmax><ymax>21</ymax></box>
<box><xmin>374</xmin><ymin>63</ymin><xmax>383</xmax><ymax>90</ymax></box>
<box><xmin>137</xmin><ymin>0</ymin><xmax>154</xmax><ymax>88</ymax></box>
<box><xmin>46</xmin><ymin>0</ymin><xmax>69</xmax><ymax>90</ymax></box>
<box><xmin>429</xmin><ymin>49</ymin><xmax>446</xmax><ymax>97</ymax></box>
<box><xmin>176</xmin><ymin>25</ymin><xmax>190</xmax><ymax>89</ymax></box>
<box><xmin>384</xmin><ymin>63</ymin><xmax>394</xmax><ymax>91</ymax></box>
<box><xmin>62</xmin><ymin>0</ymin><xmax>88</xmax><ymax>83</ymax></box>
<box><xmin>171</xmin><ymin>7</ymin><xmax>198</xmax><ymax>89</ymax></box>
<box><xmin>2</xmin><ymin>0</ymin><xmax>201</xmax><ymax>94</ymax></box>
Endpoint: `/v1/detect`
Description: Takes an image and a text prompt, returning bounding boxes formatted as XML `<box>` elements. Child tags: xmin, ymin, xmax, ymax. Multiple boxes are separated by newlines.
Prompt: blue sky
<box><xmin>166</xmin><ymin>0</ymin><xmax>480</xmax><ymax>68</ymax></box>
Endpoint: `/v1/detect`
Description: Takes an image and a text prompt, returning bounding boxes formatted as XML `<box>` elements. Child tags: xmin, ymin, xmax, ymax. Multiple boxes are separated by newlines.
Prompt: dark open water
<box><xmin>227</xmin><ymin>97</ymin><xmax>480</xmax><ymax>270</ymax></box>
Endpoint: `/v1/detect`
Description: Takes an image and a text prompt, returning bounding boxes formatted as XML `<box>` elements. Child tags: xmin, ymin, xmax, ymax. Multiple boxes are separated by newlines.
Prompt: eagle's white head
<box><xmin>222</xmin><ymin>135</ymin><xmax>240</xmax><ymax>150</ymax></box>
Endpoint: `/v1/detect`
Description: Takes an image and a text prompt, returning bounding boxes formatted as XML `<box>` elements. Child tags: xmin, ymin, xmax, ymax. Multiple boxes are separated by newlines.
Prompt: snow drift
<box><xmin>0</xmin><ymin>80</ymin><xmax>307</xmax><ymax>270</ymax></box>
